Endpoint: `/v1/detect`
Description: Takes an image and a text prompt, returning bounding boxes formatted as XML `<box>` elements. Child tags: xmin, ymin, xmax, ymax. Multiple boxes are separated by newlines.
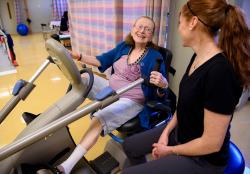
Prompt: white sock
<box><xmin>59</xmin><ymin>145</ymin><xmax>87</xmax><ymax>174</ymax></box>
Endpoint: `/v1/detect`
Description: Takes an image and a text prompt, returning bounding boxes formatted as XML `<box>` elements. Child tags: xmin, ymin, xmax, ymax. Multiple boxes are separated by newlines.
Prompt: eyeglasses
<box><xmin>134</xmin><ymin>25</ymin><xmax>154</xmax><ymax>34</ymax></box>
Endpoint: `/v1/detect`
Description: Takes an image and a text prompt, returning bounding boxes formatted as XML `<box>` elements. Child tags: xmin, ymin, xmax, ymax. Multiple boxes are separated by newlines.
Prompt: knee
<box><xmin>122</xmin><ymin>137</ymin><xmax>134</xmax><ymax>156</ymax></box>
<box><xmin>91</xmin><ymin>117</ymin><xmax>102</xmax><ymax>129</ymax></box>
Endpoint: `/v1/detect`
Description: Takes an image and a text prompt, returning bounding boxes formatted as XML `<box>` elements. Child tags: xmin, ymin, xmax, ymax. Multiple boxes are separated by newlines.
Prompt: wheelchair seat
<box><xmin>116</xmin><ymin>96</ymin><xmax>174</xmax><ymax>136</ymax></box>
<box><xmin>224</xmin><ymin>141</ymin><xmax>245</xmax><ymax>174</ymax></box>
<box><xmin>116</xmin><ymin>116</ymin><xmax>142</xmax><ymax>135</ymax></box>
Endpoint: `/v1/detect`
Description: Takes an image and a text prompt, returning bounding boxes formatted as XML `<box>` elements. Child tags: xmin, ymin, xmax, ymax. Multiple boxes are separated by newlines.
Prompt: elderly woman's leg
<box><xmin>58</xmin><ymin>117</ymin><xmax>103</xmax><ymax>174</ymax></box>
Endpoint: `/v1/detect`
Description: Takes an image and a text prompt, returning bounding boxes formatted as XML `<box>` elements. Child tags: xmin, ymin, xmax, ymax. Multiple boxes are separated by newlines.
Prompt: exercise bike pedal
<box><xmin>90</xmin><ymin>151</ymin><xmax>119</xmax><ymax>174</ymax></box>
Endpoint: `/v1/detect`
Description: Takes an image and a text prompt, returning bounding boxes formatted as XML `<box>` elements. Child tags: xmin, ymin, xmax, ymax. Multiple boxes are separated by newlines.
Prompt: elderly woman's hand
<box><xmin>150</xmin><ymin>71</ymin><xmax>168</xmax><ymax>88</ymax></box>
<box><xmin>68</xmin><ymin>50</ymin><xmax>81</xmax><ymax>60</ymax></box>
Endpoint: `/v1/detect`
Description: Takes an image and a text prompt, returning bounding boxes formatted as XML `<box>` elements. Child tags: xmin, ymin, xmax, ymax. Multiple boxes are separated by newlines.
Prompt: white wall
<box><xmin>0</xmin><ymin>0</ymin><xmax>53</xmax><ymax>34</ymax></box>
<box><xmin>167</xmin><ymin>0</ymin><xmax>193</xmax><ymax>96</ymax></box>
<box><xmin>23</xmin><ymin>0</ymin><xmax>53</xmax><ymax>33</ymax></box>
<box><xmin>0</xmin><ymin>15</ymin><xmax>4</xmax><ymax>29</ymax></box>
<box><xmin>241</xmin><ymin>0</ymin><xmax>250</xmax><ymax>26</ymax></box>
<box><xmin>0</xmin><ymin>0</ymin><xmax>17</xmax><ymax>34</ymax></box>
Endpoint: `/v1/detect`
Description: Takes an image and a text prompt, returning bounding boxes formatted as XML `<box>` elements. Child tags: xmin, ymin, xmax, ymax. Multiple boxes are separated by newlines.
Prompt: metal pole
<box><xmin>116</xmin><ymin>78</ymin><xmax>144</xmax><ymax>95</ymax></box>
<box><xmin>0</xmin><ymin>78</ymin><xmax>144</xmax><ymax>160</ymax></box>
<box><xmin>0</xmin><ymin>59</ymin><xmax>51</xmax><ymax>124</ymax></box>
<box><xmin>28</xmin><ymin>59</ymin><xmax>50</xmax><ymax>83</ymax></box>
<box><xmin>0</xmin><ymin>97</ymin><xmax>21</xmax><ymax>124</ymax></box>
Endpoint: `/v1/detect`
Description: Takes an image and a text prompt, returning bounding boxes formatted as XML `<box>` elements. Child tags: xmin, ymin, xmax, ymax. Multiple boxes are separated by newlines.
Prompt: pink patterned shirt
<box><xmin>109</xmin><ymin>55</ymin><xmax>145</xmax><ymax>104</ymax></box>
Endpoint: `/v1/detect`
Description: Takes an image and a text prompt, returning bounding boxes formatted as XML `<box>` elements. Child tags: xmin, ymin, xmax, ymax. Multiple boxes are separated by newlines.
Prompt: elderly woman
<box><xmin>44</xmin><ymin>16</ymin><xmax>168</xmax><ymax>174</ymax></box>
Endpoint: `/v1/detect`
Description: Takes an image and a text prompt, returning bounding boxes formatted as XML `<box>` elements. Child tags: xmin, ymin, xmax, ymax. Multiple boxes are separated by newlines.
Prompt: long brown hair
<box><xmin>182</xmin><ymin>0</ymin><xmax>250</xmax><ymax>86</ymax></box>
<box><xmin>124</xmin><ymin>16</ymin><xmax>159</xmax><ymax>50</ymax></box>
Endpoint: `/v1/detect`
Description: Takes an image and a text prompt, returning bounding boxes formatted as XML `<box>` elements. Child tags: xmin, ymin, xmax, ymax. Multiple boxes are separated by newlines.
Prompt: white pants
<box><xmin>88</xmin><ymin>75</ymin><xmax>143</xmax><ymax>136</ymax></box>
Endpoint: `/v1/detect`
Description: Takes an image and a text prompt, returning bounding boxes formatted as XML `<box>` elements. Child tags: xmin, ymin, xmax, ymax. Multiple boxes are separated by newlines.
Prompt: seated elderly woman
<box><xmin>42</xmin><ymin>16</ymin><xmax>169</xmax><ymax>174</ymax></box>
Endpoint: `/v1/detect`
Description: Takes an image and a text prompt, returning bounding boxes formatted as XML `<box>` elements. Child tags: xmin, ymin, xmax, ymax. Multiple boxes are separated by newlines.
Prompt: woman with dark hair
<box><xmin>43</xmin><ymin>16</ymin><xmax>168</xmax><ymax>174</ymax></box>
<box><xmin>122</xmin><ymin>0</ymin><xmax>250</xmax><ymax>173</ymax></box>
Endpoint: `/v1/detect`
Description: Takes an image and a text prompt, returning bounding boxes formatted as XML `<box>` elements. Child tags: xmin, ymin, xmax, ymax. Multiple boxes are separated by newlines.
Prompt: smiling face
<box><xmin>131</xmin><ymin>17</ymin><xmax>155</xmax><ymax>46</ymax></box>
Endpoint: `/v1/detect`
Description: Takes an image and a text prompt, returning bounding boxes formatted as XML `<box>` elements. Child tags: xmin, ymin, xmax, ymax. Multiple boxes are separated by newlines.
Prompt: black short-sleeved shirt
<box><xmin>177</xmin><ymin>53</ymin><xmax>242</xmax><ymax>166</ymax></box>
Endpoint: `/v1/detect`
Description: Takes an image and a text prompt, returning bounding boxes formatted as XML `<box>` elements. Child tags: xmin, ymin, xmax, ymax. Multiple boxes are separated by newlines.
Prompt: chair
<box><xmin>90</xmin><ymin>47</ymin><xmax>176</xmax><ymax>173</ymax></box>
<box><xmin>224</xmin><ymin>141</ymin><xmax>245</xmax><ymax>174</ymax></box>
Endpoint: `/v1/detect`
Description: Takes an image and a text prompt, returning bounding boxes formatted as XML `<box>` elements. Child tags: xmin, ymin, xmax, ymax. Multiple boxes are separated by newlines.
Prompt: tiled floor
<box><xmin>0</xmin><ymin>33</ymin><xmax>249</xmax><ymax>173</ymax></box>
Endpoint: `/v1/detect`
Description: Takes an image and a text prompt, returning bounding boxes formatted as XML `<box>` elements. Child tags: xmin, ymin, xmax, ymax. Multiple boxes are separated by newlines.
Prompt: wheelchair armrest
<box><xmin>146</xmin><ymin>100</ymin><xmax>171</xmax><ymax>113</ymax></box>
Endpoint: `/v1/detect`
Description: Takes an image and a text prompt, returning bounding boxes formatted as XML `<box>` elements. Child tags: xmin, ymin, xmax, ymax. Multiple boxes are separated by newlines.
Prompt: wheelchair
<box><xmin>110</xmin><ymin>46</ymin><xmax>176</xmax><ymax>139</ymax></box>
<box><xmin>88</xmin><ymin>46</ymin><xmax>177</xmax><ymax>174</ymax></box>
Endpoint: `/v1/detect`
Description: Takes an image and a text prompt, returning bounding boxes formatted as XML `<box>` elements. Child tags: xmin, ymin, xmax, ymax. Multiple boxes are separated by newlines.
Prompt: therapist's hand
<box><xmin>152</xmin><ymin>143</ymin><xmax>174</xmax><ymax>160</ymax></box>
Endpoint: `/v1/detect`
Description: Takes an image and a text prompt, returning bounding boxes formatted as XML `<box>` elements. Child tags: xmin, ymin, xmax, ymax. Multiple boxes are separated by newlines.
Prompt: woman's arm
<box><xmin>70</xmin><ymin>51</ymin><xmax>101</xmax><ymax>67</ymax></box>
<box><xmin>159</xmin><ymin>112</ymin><xmax>178</xmax><ymax>145</ymax></box>
<box><xmin>152</xmin><ymin>113</ymin><xmax>177</xmax><ymax>159</ymax></box>
<box><xmin>80</xmin><ymin>54</ymin><xmax>101</xmax><ymax>67</ymax></box>
<box><xmin>71</xmin><ymin>41</ymin><xmax>127</xmax><ymax>72</ymax></box>
<box><xmin>153</xmin><ymin>109</ymin><xmax>231</xmax><ymax>158</ymax></box>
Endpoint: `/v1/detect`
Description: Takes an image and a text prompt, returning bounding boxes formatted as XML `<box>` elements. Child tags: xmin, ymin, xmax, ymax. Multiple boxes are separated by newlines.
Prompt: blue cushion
<box><xmin>95</xmin><ymin>86</ymin><xmax>115</xmax><ymax>101</ymax></box>
<box><xmin>12</xmin><ymin>80</ymin><xmax>25</xmax><ymax>96</ymax></box>
<box><xmin>224</xmin><ymin>142</ymin><xmax>245</xmax><ymax>174</ymax></box>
